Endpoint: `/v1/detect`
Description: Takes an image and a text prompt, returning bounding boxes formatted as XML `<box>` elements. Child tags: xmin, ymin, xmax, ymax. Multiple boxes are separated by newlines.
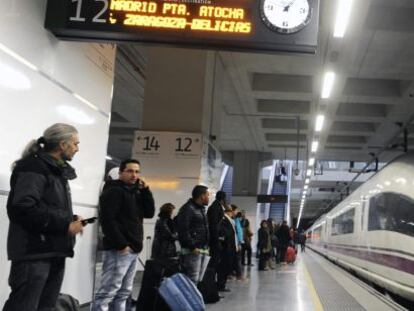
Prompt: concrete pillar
<box><xmin>136</xmin><ymin>47</ymin><xmax>225</xmax><ymax>261</ymax></box>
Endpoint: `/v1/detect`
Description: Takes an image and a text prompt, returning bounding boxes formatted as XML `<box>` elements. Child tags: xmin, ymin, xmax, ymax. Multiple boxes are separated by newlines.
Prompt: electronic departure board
<box><xmin>45</xmin><ymin>0</ymin><xmax>319</xmax><ymax>54</ymax></box>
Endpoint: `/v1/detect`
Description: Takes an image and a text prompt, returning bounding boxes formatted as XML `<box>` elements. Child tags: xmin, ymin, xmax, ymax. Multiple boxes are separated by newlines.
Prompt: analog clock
<box><xmin>260</xmin><ymin>0</ymin><xmax>313</xmax><ymax>34</ymax></box>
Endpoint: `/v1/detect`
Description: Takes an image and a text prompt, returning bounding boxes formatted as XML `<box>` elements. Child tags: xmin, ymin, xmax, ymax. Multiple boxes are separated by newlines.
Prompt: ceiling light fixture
<box><xmin>321</xmin><ymin>72</ymin><xmax>335</xmax><ymax>99</ymax></box>
<box><xmin>305</xmin><ymin>178</ymin><xmax>310</xmax><ymax>184</ymax></box>
<box><xmin>315</xmin><ymin>115</ymin><xmax>325</xmax><ymax>132</ymax></box>
<box><xmin>306</xmin><ymin>169</ymin><xmax>312</xmax><ymax>177</ymax></box>
<box><xmin>304</xmin><ymin>185</ymin><xmax>309</xmax><ymax>190</ymax></box>
<box><xmin>311</xmin><ymin>141</ymin><xmax>319</xmax><ymax>153</ymax></box>
<box><xmin>334</xmin><ymin>0</ymin><xmax>354</xmax><ymax>38</ymax></box>
<box><xmin>309</xmin><ymin>158</ymin><xmax>315</xmax><ymax>167</ymax></box>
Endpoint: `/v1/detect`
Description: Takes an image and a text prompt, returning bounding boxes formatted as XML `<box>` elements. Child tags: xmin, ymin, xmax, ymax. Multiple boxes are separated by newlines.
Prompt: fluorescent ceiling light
<box><xmin>106</xmin><ymin>155</ymin><xmax>113</xmax><ymax>161</ymax></box>
<box><xmin>306</xmin><ymin>169</ymin><xmax>312</xmax><ymax>177</ymax></box>
<box><xmin>309</xmin><ymin>158</ymin><xmax>315</xmax><ymax>167</ymax></box>
<box><xmin>334</xmin><ymin>0</ymin><xmax>354</xmax><ymax>38</ymax></box>
<box><xmin>311</xmin><ymin>141</ymin><xmax>319</xmax><ymax>153</ymax></box>
<box><xmin>305</xmin><ymin>178</ymin><xmax>310</xmax><ymax>184</ymax></box>
<box><xmin>304</xmin><ymin>185</ymin><xmax>309</xmax><ymax>190</ymax></box>
<box><xmin>315</xmin><ymin>115</ymin><xmax>325</xmax><ymax>132</ymax></box>
<box><xmin>321</xmin><ymin>72</ymin><xmax>335</xmax><ymax>99</ymax></box>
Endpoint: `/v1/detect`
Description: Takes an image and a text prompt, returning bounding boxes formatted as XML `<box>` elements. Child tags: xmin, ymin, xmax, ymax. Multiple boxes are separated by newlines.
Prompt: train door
<box><xmin>322</xmin><ymin>222</ymin><xmax>327</xmax><ymax>255</ymax></box>
<box><xmin>360</xmin><ymin>196</ymin><xmax>368</xmax><ymax>244</ymax></box>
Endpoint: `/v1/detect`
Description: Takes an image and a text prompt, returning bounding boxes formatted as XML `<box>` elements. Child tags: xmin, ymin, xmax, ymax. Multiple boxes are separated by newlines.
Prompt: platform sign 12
<box><xmin>132</xmin><ymin>131</ymin><xmax>202</xmax><ymax>159</ymax></box>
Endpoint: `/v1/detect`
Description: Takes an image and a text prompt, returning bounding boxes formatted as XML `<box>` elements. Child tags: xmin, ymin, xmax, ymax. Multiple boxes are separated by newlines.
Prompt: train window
<box><xmin>312</xmin><ymin>227</ymin><xmax>322</xmax><ymax>240</ymax></box>
<box><xmin>331</xmin><ymin>208</ymin><xmax>355</xmax><ymax>235</ymax></box>
<box><xmin>368</xmin><ymin>192</ymin><xmax>414</xmax><ymax>237</ymax></box>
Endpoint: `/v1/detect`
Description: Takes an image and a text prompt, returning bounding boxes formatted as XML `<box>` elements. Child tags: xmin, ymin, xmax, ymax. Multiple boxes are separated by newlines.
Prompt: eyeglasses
<box><xmin>124</xmin><ymin>169</ymin><xmax>140</xmax><ymax>174</ymax></box>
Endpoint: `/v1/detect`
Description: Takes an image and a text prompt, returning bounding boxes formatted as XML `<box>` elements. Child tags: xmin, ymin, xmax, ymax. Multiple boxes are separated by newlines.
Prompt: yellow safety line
<box><xmin>302</xmin><ymin>260</ymin><xmax>324</xmax><ymax>311</ymax></box>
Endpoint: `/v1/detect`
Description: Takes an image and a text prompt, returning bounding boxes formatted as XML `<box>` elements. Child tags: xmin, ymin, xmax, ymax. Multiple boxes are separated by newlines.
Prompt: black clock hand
<box><xmin>284</xmin><ymin>0</ymin><xmax>296</xmax><ymax>11</ymax></box>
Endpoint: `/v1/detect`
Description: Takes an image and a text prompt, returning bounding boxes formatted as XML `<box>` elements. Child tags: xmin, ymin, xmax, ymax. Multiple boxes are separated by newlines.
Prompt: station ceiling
<box><xmin>108</xmin><ymin>0</ymin><xmax>414</xmax><ymax>222</ymax></box>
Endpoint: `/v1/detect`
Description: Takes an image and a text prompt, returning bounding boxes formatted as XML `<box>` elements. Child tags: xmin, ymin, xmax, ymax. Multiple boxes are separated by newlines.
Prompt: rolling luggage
<box><xmin>285</xmin><ymin>246</ymin><xmax>296</xmax><ymax>264</ymax></box>
<box><xmin>159</xmin><ymin>273</ymin><xmax>205</xmax><ymax>311</ymax></box>
<box><xmin>136</xmin><ymin>258</ymin><xmax>179</xmax><ymax>311</ymax></box>
<box><xmin>197</xmin><ymin>267</ymin><xmax>220</xmax><ymax>304</ymax></box>
<box><xmin>55</xmin><ymin>294</ymin><xmax>80</xmax><ymax>311</ymax></box>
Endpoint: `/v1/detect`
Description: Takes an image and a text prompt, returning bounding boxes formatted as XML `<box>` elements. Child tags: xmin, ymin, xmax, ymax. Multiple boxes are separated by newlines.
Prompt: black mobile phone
<box><xmin>81</xmin><ymin>217</ymin><xmax>98</xmax><ymax>226</ymax></box>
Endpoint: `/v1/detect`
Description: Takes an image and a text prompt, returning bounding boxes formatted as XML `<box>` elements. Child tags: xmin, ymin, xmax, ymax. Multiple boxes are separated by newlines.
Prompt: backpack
<box><xmin>55</xmin><ymin>294</ymin><xmax>80</xmax><ymax>311</ymax></box>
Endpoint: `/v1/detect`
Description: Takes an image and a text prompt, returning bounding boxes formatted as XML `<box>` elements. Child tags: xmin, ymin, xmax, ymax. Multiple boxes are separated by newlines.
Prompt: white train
<box><xmin>307</xmin><ymin>153</ymin><xmax>414</xmax><ymax>303</ymax></box>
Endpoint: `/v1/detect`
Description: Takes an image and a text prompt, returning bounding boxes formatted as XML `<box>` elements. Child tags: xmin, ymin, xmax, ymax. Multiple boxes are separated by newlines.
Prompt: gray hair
<box><xmin>21</xmin><ymin>123</ymin><xmax>78</xmax><ymax>158</ymax></box>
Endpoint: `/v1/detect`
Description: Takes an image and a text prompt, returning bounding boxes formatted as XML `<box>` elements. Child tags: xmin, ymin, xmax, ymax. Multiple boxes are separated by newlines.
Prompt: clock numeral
<box><xmin>300</xmin><ymin>8</ymin><xmax>306</xmax><ymax>14</ymax></box>
<box><xmin>266</xmin><ymin>5</ymin><xmax>274</xmax><ymax>11</ymax></box>
<box><xmin>283</xmin><ymin>21</ymin><xmax>289</xmax><ymax>27</ymax></box>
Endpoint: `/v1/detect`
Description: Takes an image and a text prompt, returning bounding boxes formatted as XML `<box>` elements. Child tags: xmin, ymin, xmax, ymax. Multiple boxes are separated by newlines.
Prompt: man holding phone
<box><xmin>91</xmin><ymin>159</ymin><xmax>155</xmax><ymax>311</ymax></box>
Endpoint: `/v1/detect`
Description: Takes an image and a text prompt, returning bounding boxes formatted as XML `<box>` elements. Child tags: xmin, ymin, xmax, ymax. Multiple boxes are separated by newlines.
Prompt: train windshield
<box><xmin>368</xmin><ymin>192</ymin><xmax>414</xmax><ymax>237</ymax></box>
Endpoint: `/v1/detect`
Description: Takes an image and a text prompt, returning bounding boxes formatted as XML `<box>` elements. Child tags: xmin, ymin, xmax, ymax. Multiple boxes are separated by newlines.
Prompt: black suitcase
<box><xmin>197</xmin><ymin>267</ymin><xmax>220</xmax><ymax>304</ymax></box>
<box><xmin>55</xmin><ymin>294</ymin><xmax>80</xmax><ymax>311</ymax></box>
<box><xmin>136</xmin><ymin>258</ymin><xmax>179</xmax><ymax>311</ymax></box>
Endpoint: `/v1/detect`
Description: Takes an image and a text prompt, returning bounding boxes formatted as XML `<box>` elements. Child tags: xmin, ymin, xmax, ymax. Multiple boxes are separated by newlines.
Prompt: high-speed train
<box><xmin>307</xmin><ymin>153</ymin><xmax>414</xmax><ymax>302</ymax></box>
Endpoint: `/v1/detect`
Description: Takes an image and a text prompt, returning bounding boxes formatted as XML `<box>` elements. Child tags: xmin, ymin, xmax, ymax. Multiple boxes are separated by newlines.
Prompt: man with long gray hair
<box><xmin>3</xmin><ymin>123</ymin><xmax>84</xmax><ymax>311</ymax></box>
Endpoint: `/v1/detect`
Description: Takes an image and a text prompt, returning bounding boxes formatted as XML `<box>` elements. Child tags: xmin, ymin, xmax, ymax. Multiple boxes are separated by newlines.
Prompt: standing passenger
<box><xmin>207</xmin><ymin>191</ymin><xmax>226</xmax><ymax>270</ymax></box>
<box><xmin>233</xmin><ymin>207</ymin><xmax>248</xmax><ymax>281</ymax></box>
<box><xmin>217</xmin><ymin>205</ymin><xmax>237</xmax><ymax>292</ymax></box>
<box><xmin>151</xmin><ymin>203</ymin><xmax>178</xmax><ymax>260</ymax></box>
<box><xmin>300</xmin><ymin>231</ymin><xmax>307</xmax><ymax>252</ymax></box>
<box><xmin>257</xmin><ymin>220</ymin><xmax>272</xmax><ymax>271</ymax></box>
<box><xmin>4</xmin><ymin>123</ymin><xmax>83</xmax><ymax>311</ymax></box>
<box><xmin>176</xmin><ymin>185</ymin><xmax>210</xmax><ymax>284</ymax></box>
<box><xmin>91</xmin><ymin>159</ymin><xmax>155</xmax><ymax>311</ymax></box>
<box><xmin>277</xmin><ymin>220</ymin><xmax>291</xmax><ymax>264</ymax></box>
<box><xmin>240</xmin><ymin>211</ymin><xmax>253</xmax><ymax>266</ymax></box>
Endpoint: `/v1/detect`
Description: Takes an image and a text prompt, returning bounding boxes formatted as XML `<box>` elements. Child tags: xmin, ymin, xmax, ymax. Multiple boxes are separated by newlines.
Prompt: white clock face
<box><xmin>261</xmin><ymin>0</ymin><xmax>312</xmax><ymax>34</ymax></box>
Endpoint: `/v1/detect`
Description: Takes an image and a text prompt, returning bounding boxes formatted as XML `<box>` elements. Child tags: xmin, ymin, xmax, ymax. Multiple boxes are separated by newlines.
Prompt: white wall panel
<box><xmin>0</xmin><ymin>0</ymin><xmax>114</xmax><ymax>114</ymax></box>
<box><xmin>0</xmin><ymin>0</ymin><xmax>115</xmax><ymax>306</ymax></box>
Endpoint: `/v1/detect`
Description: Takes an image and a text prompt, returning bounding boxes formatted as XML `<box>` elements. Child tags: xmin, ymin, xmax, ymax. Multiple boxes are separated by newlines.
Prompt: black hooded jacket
<box><xmin>176</xmin><ymin>199</ymin><xmax>209</xmax><ymax>251</ymax></box>
<box><xmin>99</xmin><ymin>180</ymin><xmax>155</xmax><ymax>253</ymax></box>
<box><xmin>6</xmin><ymin>151</ymin><xmax>76</xmax><ymax>261</ymax></box>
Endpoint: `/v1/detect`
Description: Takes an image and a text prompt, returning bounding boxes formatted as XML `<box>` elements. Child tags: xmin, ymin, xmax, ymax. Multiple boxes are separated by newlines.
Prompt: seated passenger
<box><xmin>151</xmin><ymin>203</ymin><xmax>178</xmax><ymax>261</ymax></box>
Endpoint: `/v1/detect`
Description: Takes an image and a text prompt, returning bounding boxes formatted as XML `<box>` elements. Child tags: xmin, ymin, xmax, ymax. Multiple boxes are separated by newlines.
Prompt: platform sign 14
<box><xmin>132</xmin><ymin>131</ymin><xmax>202</xmax><ymax>159</ymax></box>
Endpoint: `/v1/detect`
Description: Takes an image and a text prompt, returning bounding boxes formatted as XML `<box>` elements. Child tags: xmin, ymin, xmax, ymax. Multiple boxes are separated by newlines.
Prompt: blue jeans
<box><xmin>3</xmin><ymin>258</ymin><xmax>65</xmax><ymax>311</ymax></box>
<box><xmin>91</xmin><ymin>250</ymin><xmax>138</xmax><ymax>311</ymax></box>
<box><xmin>181</xmin><ymin>253</ymin><xmax>210</xmax><ymax>284</ymax></box>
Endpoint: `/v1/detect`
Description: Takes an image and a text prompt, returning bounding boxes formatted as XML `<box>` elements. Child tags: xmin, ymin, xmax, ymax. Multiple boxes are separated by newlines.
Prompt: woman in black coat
<box><xmin>258</xmin><ymin>220</ymin><xmax>272</xmax><ymax>271</ymax></box>
<box><xmin>151</xmin><ymin>203</ymin><xmax>178</xmax><ymax>260</ymax></box>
